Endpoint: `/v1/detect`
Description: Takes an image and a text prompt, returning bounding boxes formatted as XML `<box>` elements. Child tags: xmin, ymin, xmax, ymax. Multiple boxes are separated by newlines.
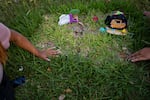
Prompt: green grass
<box><xmin>1</xmin><ymin>0</ymin><xmax>150</xmax><ymax>100</ymax></box>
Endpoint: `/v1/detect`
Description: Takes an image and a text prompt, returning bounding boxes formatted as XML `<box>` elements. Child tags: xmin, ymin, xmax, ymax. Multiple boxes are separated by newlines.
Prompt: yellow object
<box><xmin>122</xmin><ymin>29</ymin><xmax>127</xmax><ymax>33</ymax></box>
<box><xmin>106</xmin><ymin>27</ymin><xmax>128</xmax><ymax>35</ymax></box>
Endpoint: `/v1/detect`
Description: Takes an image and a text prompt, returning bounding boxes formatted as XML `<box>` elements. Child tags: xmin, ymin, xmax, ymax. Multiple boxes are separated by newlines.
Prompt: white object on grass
<box><xmin>19</xmin><ymin>66</ymin><xmax>24</xmax><ymax>71</ymax></box>
<box><xmin>58</xmin><ymin>14</ymin><xmax>70</xmax><ymax>26</ymax></box>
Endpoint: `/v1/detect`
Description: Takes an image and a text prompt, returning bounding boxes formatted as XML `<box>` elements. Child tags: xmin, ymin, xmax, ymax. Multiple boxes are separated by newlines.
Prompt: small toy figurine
<box><xmin>104</xmin><ymin>11</ymin><xmax>128</xmax><ymax>35</ymax></box>
<box><xmin>69</xmin><ymin>9</ymin><xmax>80</xmax><ymax>23</ymax></box>
<box><xmin>58</xmin><ymin>9</ymin><xmax>80</xmax><ymax>26</ymax></box>
<box><xmin>92</xmin><ymin>16</ymin><xmax>99</xmax><ymax>22</ymax></box>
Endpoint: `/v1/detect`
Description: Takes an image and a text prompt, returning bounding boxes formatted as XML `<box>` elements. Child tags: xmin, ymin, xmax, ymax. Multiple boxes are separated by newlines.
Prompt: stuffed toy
<box><xmin>105</xmin><ymin>11</ymin><xmax>127</xmax><ymax>30</ymax></box>
<box><xmin>58</xmin><ymin>9</ymin><xmax>80</xmax><ymax>26</ymax></box>
<box><xmin>102</xmin><ymin>11</ymin><xmax>128</xmax><ymax>35</ymax></box>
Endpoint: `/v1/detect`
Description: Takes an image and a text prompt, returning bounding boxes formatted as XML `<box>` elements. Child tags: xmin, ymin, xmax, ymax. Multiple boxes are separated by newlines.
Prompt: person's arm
<box><xmin>10</xmin><ymin>29</ymin><xmax>59</xmax><ymax>61</ymax></box>
<box><xmin>129</xmin><ymin>47</ymin><xmax>150</xmax><ymax>62</ymax></box>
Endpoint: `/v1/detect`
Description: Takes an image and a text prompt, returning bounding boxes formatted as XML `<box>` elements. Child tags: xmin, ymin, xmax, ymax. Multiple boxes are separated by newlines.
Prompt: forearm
<box><xmin>9</xmin><ymin>29</ymin><xmax>60</xmax><ymax>61</ymax></box>
<box><xmin>145</xmin><ymin>48</ymin><xmax>150</xmax><ymax>59</ymax></box>
<box><xmin>10</xmin><ymin>30</ymin><xmax>40</xmax><ymax>57</ymax></box>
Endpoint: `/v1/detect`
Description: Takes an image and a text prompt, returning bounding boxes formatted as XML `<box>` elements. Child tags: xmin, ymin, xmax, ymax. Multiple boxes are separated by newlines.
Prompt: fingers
<box><xmin>143</xmin><ymin>11</ymin><xmax>150</xmax><ymax>18</ymax></box>
<box><xmin>45</xmin><ymin>58</ymin><xmax>50</xmax><ymax>62</ymax></box>
<box><xmin>42</xmin><ymin>56</ymin><xmax>50</xmax><ymax>62</ymax></box>
<box><xmin>46</xmin><ymin>48</ymin><xmax>62</xmax><ymax>56</ymax></box>
<box><xmin>129</xmin><ymin>49</ymin><xmax>142</xmax><ymax>58</ymax></box>
<box><xmin>130</xmin><ymin>55</ymin><xmax>147</xmax><ymax>62</ymax></box>
<box><xmin>128</xmin><ymin>50</ymin><xmax>147</xmax><ymax>62</ymax></box>
<box><xmin>38</xmin><ymin>47</ymin><xmax>62</xmax><ymax>61</ymax></box>
<box><xmin>128</xmin><ymin>50</ymin><xmax>141</xmax><ymax>62</ymax></box>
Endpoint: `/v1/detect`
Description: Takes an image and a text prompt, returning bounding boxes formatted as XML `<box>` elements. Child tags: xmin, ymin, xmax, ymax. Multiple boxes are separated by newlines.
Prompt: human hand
<box><xmin>37</xmin><ymin>47</ymin><xmax>61</xmax><ymax>61</ymax></box>
<box><xmin>128</xmin><ymin>47</ymin><xmax>150</xmax><ymax>62</ymax></box>
<box><xmin>143</xmin><ymin>11</ymin><xmax>150</xmax><ymax>18</ymax></box>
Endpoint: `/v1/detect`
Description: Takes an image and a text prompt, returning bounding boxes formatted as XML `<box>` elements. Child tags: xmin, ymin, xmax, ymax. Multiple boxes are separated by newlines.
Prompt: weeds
<box><xmin>0</xmin><ymin>0</ymin><xmax>150</xmax><ymax>99</ymax></box>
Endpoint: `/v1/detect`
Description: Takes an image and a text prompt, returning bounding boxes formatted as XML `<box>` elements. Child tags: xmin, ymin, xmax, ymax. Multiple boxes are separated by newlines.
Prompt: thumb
<box><xmin>43</xmin><ymin>57</ymin><xmax>51</xmax><ymax>62</ymax></box>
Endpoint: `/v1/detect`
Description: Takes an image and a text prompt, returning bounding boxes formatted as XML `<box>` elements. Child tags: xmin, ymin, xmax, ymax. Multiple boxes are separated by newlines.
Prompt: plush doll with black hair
<box><xmin>105</xmin><ymin>14</ymin><xmax>127</xmax><ymax>30</ymax></box>
<box><xmin>101</xmin><ymin>11</ymin><xmax>128</xmax><ymax>35</ymax></box>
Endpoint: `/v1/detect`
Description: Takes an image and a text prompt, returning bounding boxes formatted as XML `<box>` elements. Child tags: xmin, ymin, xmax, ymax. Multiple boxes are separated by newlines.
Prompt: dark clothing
<box><xmin>0</xmin><ymin>71</ymin><xmax>15</xmax><ymax>100</ymax></box>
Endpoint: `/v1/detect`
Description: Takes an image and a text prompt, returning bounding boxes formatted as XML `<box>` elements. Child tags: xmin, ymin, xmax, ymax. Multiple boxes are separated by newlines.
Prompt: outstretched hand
<box><xmin>38</xmin><ymin>48</ymin><xmax>61</xmax><ymax>61</ymax></box>
<box><xmin>128</xmin><ymin>47</ymin><xmax>150</xmax><ymax>62</ymax></box>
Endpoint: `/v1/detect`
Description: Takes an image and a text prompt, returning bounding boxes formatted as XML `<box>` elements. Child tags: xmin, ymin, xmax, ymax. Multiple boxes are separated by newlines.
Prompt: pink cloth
<box><xmin>0</xmin><ymin>23</ymin><xmax>11</xmax><ymax>49</ymax></box>
<box><xmin>0</xmin><ymin>23</ymin><xmax>11</xmax><ymax>83</ymax></box>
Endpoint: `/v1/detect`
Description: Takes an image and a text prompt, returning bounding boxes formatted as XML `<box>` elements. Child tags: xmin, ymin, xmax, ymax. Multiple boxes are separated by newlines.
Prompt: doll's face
<box><xmin>73</xmin><ymin>14</ymin><xmax>78</xmax><ymax>20</ymax></box>
<box><xmin>105</xmin><ymin>14</ymin><xmax>127</xmax><ymax>30</ymax></box>
<box><xmin>110</xmin><ymin>19</ymin><xmax>126</xmax><ymax>29</ymax></box>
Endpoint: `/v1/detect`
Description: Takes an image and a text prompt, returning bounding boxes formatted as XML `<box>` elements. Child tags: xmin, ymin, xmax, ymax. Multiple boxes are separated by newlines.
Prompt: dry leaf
<box><xmin>47</xmin><ymin>67</ymin><xmax>52</xmax><ymax>72</ymax></box>
<box><xmin>64</xmin><ymin>88</ymin><xmax>72</xmax><ymax>93</ymax></box>
<box><xmin>105</xmin><ymin>0</ymin><xmax>111</xmax><ymax>2</ymax></box>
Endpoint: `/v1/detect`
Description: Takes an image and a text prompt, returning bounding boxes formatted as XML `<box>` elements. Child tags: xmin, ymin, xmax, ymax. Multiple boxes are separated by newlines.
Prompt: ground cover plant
<box><xmin>0</xmin><ymin>0</ymin><xmax>150</xmax><ymax>100</ymax></box>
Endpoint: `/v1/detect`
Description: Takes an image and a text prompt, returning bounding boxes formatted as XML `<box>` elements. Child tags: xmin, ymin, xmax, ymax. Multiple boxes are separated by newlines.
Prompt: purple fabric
<box><xmin>69</xmin><ymin>14</ymin><xmax>78</xmax><ymax>23</ymax></box>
